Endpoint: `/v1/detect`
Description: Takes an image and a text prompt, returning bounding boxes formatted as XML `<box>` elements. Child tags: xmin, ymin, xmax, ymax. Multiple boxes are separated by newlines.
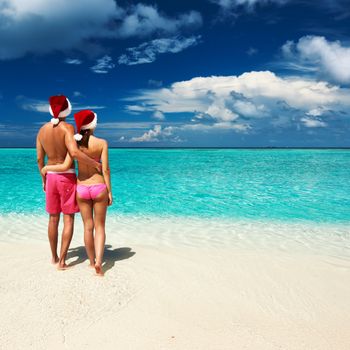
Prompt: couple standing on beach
<box><xmin>36</xmin><ymin>95</ymin><xmax>112</xmax><ymax>276</ymax></box>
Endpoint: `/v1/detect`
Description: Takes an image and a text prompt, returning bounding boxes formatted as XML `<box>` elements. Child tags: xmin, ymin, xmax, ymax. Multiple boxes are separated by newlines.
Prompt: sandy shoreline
<box><xmin>1</xmin><ymin>240</ymin><xmax>350</xmax><ymax>350</ymax></box>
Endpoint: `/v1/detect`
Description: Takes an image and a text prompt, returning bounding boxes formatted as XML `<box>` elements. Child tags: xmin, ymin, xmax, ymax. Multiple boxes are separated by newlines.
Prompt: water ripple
<box><xmin>0</xmin><ymin>149</ymin><xmax>350</xmax><ymax>222</ymax></box>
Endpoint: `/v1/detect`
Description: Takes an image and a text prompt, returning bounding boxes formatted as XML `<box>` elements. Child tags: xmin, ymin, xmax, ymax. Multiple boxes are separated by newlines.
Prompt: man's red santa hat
<box><xmin>49</xmin><ymin>95</ymin><xmax>72</xmax><ymax>125</ymax></box>
<box><xmin>74</xmin><ymin>110</ymin><xmax>98</xmax><ymax>141</ymax></box>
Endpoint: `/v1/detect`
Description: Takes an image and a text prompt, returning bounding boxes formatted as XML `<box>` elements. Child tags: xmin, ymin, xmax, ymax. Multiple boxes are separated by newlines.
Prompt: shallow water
<box><xmin>1</xmin><ymin>148</ymin><xmax>350</xmax><ymax>222</ymax></box>
<box><xmin>0</xmin><ymin>214</ymin><xmax>349</xmax><ymax>260</ymax></box>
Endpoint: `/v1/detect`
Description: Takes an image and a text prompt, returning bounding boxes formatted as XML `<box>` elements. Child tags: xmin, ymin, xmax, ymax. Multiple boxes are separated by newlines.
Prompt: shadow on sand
<box><xmin>66</xmin><ymin>244</ymin><xmax>136</xmax><ymax>274</ymax></box>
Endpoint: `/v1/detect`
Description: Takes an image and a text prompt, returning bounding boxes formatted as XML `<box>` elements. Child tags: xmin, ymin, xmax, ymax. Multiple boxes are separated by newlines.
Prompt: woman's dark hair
<box><xmin>77</xmin><ymin>129</ymin><xmax>91</xmax><ymax>147</ymax></box>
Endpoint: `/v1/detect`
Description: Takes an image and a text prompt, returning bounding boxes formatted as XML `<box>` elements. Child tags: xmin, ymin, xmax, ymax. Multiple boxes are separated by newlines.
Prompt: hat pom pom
<box><xmin>74</xmin><ymin>133</ymin><xmax>83</xmax><ymax>141</ymax></box>
<box><xmin>51</xmin><ymin>118</ymin><xmax>59</xmax><ymax>125</ymax></box>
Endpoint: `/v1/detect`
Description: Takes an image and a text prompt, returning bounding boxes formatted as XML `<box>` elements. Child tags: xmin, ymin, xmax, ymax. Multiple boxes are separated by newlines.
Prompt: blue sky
<box><xmin>0</xmin><ymin>0</ymin><xmax>349</xmax><ymax>147</ymax></box>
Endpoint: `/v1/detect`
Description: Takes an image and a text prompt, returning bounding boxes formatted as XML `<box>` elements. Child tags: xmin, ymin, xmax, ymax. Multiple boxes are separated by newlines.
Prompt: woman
<box><xmin>42</xmin><ymin>110</ymin><xmax>112</xmax><ymax>276</ymax></box>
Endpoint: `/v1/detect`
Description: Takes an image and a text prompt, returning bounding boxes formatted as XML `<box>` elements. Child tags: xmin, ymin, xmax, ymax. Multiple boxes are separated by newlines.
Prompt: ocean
<box><xmin>0</xmin><ymin>148</ymin><xmax>349</xmax><ymax>256</ymax></box>
<box><xmin>1</xmin><ymin>148</ymin><xmax>350</xmax><ymax>222</ymax></box>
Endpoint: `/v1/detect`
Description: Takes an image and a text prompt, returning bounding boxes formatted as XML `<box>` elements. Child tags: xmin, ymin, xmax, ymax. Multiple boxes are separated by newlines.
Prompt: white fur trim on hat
<box><xmin>74</xmin><ymin>133</ymin><xmax>83</xmax><ymax>141</ymax></box>
<box><xmin>51</xmin><ymin>118</ymin><xmax>60</xmax><ymax>125</ymax></box>
<box><xmin>81</xmin><ymin>113</ymin><xmax>97</xmax><ymax>130</ymax></box>
<box><xmin>58</xmin><ymin>98</ymin><xmax>71</xmax><ymax>118</ymax></box>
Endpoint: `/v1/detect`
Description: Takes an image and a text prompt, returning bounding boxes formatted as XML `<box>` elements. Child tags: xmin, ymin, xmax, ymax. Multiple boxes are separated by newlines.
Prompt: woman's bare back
<box><xmin>77</xmin><ymin>135</ymin><xmax>105</xmax><ymax>184</ymax></box>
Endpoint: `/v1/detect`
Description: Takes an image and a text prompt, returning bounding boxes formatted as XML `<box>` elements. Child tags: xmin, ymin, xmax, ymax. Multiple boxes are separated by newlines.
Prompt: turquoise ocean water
<box><xmin>0</xmin><ymin>148</ymin><xmax>349</xmax><ymax>223</ymax></box>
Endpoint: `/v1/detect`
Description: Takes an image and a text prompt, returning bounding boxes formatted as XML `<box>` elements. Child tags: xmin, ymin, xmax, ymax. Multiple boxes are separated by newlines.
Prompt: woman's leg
<box><xmin>93</xmin><ymin>189</ymin><xmax>108</xmax><ymax>276</ymax></box>
<box><xmin>77</xmin><ymin>196</ymin><xmax>95</xmax><ymax>267</ymax></box>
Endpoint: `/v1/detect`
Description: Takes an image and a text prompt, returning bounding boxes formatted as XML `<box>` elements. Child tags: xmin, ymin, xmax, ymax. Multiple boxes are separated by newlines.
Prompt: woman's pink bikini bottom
<box><xmin>77</xmin><ymin>184</ymin><xmax>107</xmax><ymax>200</ymax></box>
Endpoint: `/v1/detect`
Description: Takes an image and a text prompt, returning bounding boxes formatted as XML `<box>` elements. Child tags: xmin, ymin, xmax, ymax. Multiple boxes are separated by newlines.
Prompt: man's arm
<box><xmin>41</xmin><ymin>152</ymin><xmax>73</xmax><ymax>176</ymax></box>
<box><xmin>36</xmin><ymin>133</ymin><xmax>46</xmax><ymax>189</ymax></box>
<box><xmin>64</xmin><ymin>124</ymin><xmax>101</xmax><ymax>171</ymax></box>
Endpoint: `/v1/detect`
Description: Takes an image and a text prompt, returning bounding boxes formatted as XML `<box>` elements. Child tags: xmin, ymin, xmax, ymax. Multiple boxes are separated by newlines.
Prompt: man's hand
<box><xmin>41</xmin><ymin>167</ymin><xmax>47</xmax><ymax>192</ymax></box>
<box><xmin>95</xmin><ymin>161</ymin><xmax>102</xmax><ymax>173</ymax></box>
<box><xmin>41</xmin><ymin>166</ymin><xmax>48</xmax><ymax>177</ymax></box>
<box><xmin>36</xmin><ymin>134</ymin><xmax>46</xmax><ymax>191</ymax></box>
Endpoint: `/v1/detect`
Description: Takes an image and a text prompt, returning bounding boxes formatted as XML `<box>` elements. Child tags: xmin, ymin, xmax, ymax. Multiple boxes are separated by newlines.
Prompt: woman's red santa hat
<box><xmin>74</xmin><ymin>110</ymin><xmax>98</xmax><ymax>141</ymax></box>
<box><xmin>49</xmin><ymin>95</ymin><xmax>72</xmax><ymax>125</ymax></box>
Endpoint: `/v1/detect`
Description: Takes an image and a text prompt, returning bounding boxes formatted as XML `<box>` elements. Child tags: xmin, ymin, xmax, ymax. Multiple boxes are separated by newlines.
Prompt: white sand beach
<box><xmin>0</xmin><ymin>216</ymin><xmax>350</xmax><ymax>350</ymax></box>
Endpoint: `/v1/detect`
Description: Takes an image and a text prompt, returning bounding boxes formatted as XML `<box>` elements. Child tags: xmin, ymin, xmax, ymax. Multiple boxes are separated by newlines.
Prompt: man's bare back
<box><xmin>37</xmin><ymin>121</ymin><xmax>75</xmax><ymax>167</ymax></box>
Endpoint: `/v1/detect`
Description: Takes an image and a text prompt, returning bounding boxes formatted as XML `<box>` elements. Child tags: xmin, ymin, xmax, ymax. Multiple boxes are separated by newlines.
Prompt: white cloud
<box><xmin>73</xmin><ymin>91</ymin><xmax>84</xmax><ymax>97</ymax></box>
<box><xmin>211</xmin><ymin>0</ymin><xmax>288</xmax><ymax>11</ymax></box>
<box><xmin>300</xmin><ymin>117</ymin><xmax>327</xmax><ymax>128</ymax></box>
<box><xmin>0</xmin><ymin>0</ymin><xmax>202</xmax><ymax>60</ymax></box>
<box><xmin>281</xmin><ymin>36</ymin><xmax>350</xmax><ymax>84</ymax></box>
<box><xmin>0</xmin><ymin>123</ymin><xmax>37</xmax><ymax>138</ymax></box>
<box><xmin>20</xmin><ymin>100</ymin><xmax>49</xmax><ymax>113</ymax></box>
<box><xmin>90</xmin><ymin>55</ymin><xmax>115</xmax><ymax>74</ymax></box>
<box><xmin>18</xmin><ymin>96</ymin><xmax>105</xmax><ymax>112</ymax></box>
<box><xmin>117</xmin><ymin>4</ymin><xmax>202</xmax><ymax>38</ymax></box>
<box><xmin>98</xmin><ymin>122</ymin><xmax>156</xmax><ymax>129</ymax></box>
<box><xmin>232</xmin><ymin>97</ymin><xmax>266</xmax><ymax>117</ymax></box>
<box><xmin>210</xmin><ymin>0</ymin><xmax>349</xmax><ymax>17</ymax></box>
<box><xmin>65</xmin><ymin>58</ymin><xmax>82</xmax><ymax>65</ymax></box>
<box><xmin>148</xmin><ymin>79</ymin><xmax>163</xmax><ymax>87</ymax></box>
<box><xmin>125</xmin><ymin>105</ymin><xmax>150</xmax><ymax>114</ymax></box>
<box><xmin>0</xmin><ymin>0</ymin><xmax>120</xmax><ymax>59</ymax></box>
<box><xmin>125</xmin><ymin>70</ymin><xmax>350</xmax><ymax>132</ymax></box>
<box><xmin>127</xmin><ymin>70</ymin><xmax>350</xmax><ymax>115</ymax></box>
<box><xmin>73</xmin><ymin>105</ymin><xmax>106</xmax><ymax>110</ymax></box>
<box><xmin>212</xmin><ymin>0</ymin><xmax>350</xmax><ymax>12</ymax></box>
<box><xmin>129</xmin><ymin>124</ymin><xmax>175</xmax><ymax>142</ymax></box>
<box><xmin>306</xmin><ymin>107</ymin><xmax>326</xmax><ymax>117</ymax></box>
<box><xmin>152</xmin><ymin>111</ymin><xmax>165</xmax><ymax>120</ymax></box>
<box><xmin>118</xmin><ymin>36</ymin><xmax>201</xmax><ymax>65</ymax></box>
<box><xmin>246</xmin><ymin>47</ymin><xmax>258</xmax><ymax>56</ymax></box>
<box><xmin>121</xmin><ymin>120</ymin><xmax>251</xmax><ymax>143</ymax></box>
<box><xmin>205</xmin><ymin>103</ymin><xmax>239</xmax><ymax>122</ymax></box>
<box><xmin>181</xmin><ymin>121</ymin><xmax>251</xmax><ymax>132</ymax></box>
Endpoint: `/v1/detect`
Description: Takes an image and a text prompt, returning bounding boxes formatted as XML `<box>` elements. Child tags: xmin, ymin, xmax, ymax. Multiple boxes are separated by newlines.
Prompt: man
<box><xmin>36</xmin><ymin>95</ymin><xmax>101</xmax><ymax>269</ymax></box>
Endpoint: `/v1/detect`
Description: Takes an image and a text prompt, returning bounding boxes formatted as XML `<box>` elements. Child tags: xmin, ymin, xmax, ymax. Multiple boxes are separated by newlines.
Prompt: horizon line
<box><xmin>1</xmin><ymin>146</ymin><xmax>350</xmax><ymax>150</ymax></box>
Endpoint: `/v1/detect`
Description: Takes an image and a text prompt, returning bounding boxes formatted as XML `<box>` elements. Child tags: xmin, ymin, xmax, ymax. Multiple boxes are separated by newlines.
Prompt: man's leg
<box><xmin>48</xmin><ymin>214</ymin><xmax>60</xmax><ymax>264</ymax></box>
<box><xmin>58</xmin><ymin>214</ymin><xmax>74</xmax><ymax>269</ymax></box>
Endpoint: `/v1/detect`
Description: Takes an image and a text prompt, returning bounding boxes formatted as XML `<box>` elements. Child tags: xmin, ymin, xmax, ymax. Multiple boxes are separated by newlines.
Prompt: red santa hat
<box><xmin>49</xmin><ymin>95</ymin><xmax>72</xmax><ymax>125</ymax></box>
<box><xmin>73</xmin><ymin>110</ymin><xmax>98</xmax><ymax>141</ymax></box>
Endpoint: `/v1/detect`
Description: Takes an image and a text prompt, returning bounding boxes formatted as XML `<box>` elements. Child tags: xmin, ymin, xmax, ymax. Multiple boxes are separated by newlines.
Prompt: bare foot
<box><xmin>88</xmin><ymin>263</ymin><xmax>95</xmax><ymax>269</ymax></box>
<box><xmin>95</xmin><ymin>264</ymin><xmax>104</xmax><ymax>277</ymax></box>
<box><xmin>51</xmin><ymin>256</ymin><xmax>59</xmax><ymax>265</ymax></box>
<box><xmin>57</xmin><ymin>263</ymin><xmax>70</xmax><ymax>270</ymax></box>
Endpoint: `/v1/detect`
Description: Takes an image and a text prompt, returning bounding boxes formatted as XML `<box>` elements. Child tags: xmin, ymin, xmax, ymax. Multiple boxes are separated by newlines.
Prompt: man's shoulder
<box><xmin>59</xmin><ymin>121</ymin><xmax>75</xmax><ymax>132</ymax></box>
<box><xmin>40</xmin><ymin>122</ymin><xmax>52</xmax><ymax>129</ymax></box>
<box><xmin>37</xmin><ymin>122</ymin><xmax>50</xmax><ymax>134</ymax></box>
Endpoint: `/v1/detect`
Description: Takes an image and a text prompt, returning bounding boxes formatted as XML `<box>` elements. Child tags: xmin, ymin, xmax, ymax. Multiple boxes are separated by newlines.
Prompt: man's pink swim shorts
<box><xmin>45</xmin><ymin>171</ymin><xmax>79</xmax><ymax>214</ymax></box>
